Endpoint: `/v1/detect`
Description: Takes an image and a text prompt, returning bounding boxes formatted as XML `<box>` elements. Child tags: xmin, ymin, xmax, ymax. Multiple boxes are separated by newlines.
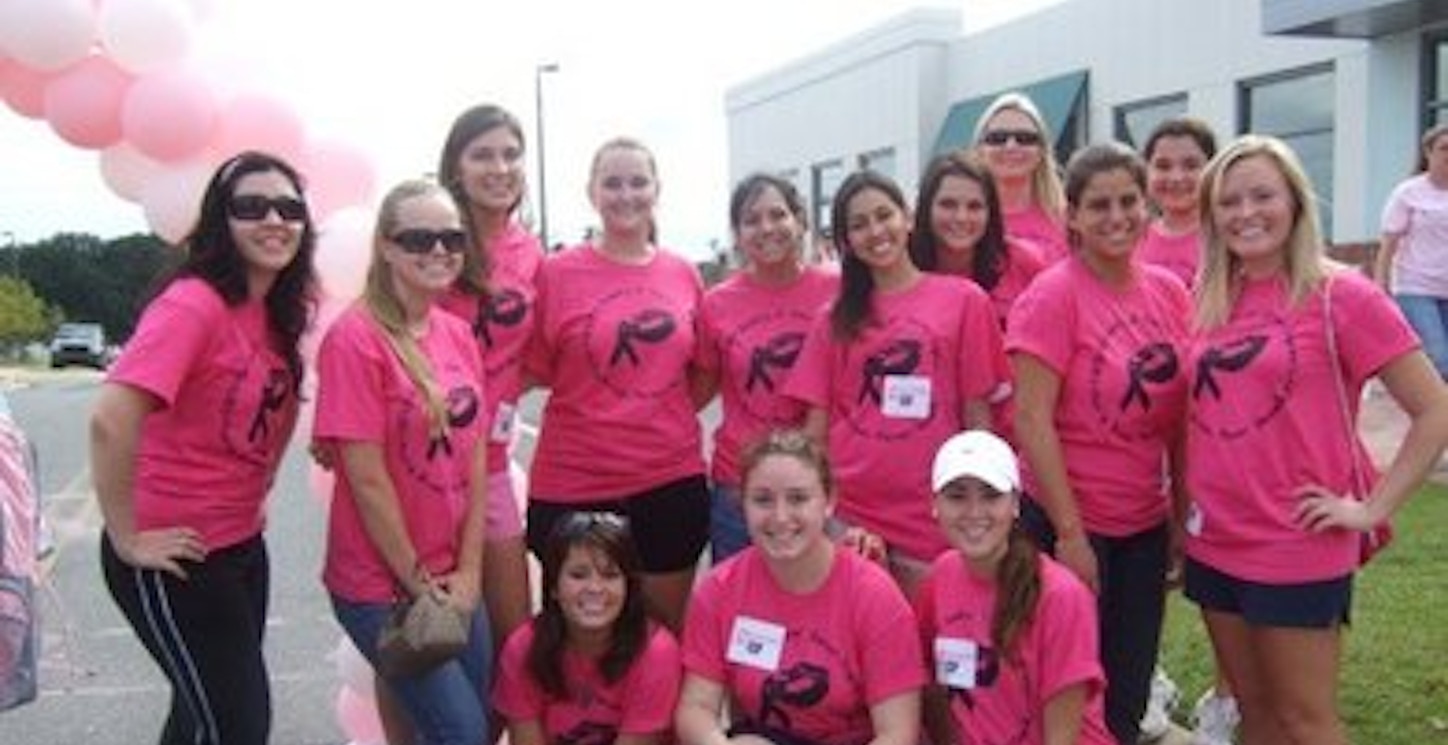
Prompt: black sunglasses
<box><xmin>389</xmin><ymin>228</ymin><xmax>470</xmax><ymax>255</ymax></box>
<box><xmin>228</xmin><ymin>194</ymin><xmax>308</xmax><ymax>222</ymax></box>
<box><xmin>980</xmin><ymin>129</ymin><xmax>1043</xmax><ymax>147</ymax></box>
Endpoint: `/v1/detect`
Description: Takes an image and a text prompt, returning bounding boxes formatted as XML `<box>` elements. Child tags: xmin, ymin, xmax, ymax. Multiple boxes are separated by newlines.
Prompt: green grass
<box><xmin>1158</xmin><ymin>483</ymin><xmax>1448</xmax><ymax>742</ymax></box>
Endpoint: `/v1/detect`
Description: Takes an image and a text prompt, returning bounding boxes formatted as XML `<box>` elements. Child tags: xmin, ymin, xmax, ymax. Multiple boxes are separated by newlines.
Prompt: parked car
<box><xmin>48</xmin><ymin>323</ymin><xmax>108</xmax><ymax>369</ymax></box>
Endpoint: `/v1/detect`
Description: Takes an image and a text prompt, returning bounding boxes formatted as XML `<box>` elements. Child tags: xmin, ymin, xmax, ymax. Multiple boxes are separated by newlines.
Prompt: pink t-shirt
<box><xmin>525</xmin><ymin>244</ymin><xmax>706</xmax><ymax>500</ymax></box>
<box><xmin>495</xmin><ymin>621</ymin><xmax>681</xmax><ymax>741</ymax></box>
<box><xmin>682</xmin><ymin>549</ymin><xmax>926</xmax><ymax>745</ymax></box>
<box><xmin>1007</xmin><ymin>257</ymin><xmax>1190</xmax><ymax>537</ymax></box>
<box><xmin>698</xmin><ymin>267</ymin><xmax>838</xmax><ymax>486</ymax></box>
<box><xmin>784</xmin><ymin>274</ymin><xmax>1004</xmax><ymax>560</ymax></box>
<box><xmin>1137</xmin><ymin>222</ymin><xmax>1201</xmax><ymax>289</ymax></box>
<box><xmin>1185</xmin><ymin>272</ymin><xmax>1417</xmax><ymax>583</ymax></box>
<box><xmin>438</xmin><ymin>222</ymin><xmax>544</xmax><ymax>474</ymax></box>
<box><xmin>1380</xmin><ymin>174</ymin><xmax>1448</xmax><ymax>297</ymax></box>
<box><xmin>315</xmin><ymin>305</ymin><xmax>487</xmax><ymax>602</ymax></box>
<box><xmin>987</xmin><ymin>238</ymin><xmax>1049</xmax><ymax>328</ymax></box>
<box><xmin>108</xmin><ymin>278</ymin><xmax>298</xmax><ymax>550</ymax></box>
<box><xmin>1003</xmin><ymin>205</ymin><xmax>1068</xmax><ymax>266</ymax></box>
<box><xmin>915</xmin><ymin>553</ymin><xmax>1112</xmax><ymax>745</ymax></box>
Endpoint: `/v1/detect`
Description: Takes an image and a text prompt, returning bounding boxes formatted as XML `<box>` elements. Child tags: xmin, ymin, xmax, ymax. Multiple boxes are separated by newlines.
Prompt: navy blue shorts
<box><xmin>1184</xmin><ymin>556</ymin><xmax>1352</xmax><ymax>628</ymax></box>
<box><xmin>527</xmin><ymin>474</ymin><xmax>709</xmax><ymax>573</ymax></box>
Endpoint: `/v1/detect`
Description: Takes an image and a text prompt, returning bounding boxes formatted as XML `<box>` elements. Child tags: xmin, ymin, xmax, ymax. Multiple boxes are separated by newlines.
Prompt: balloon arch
<box><xmin>2</xmin><ymin>1</ymin><xmax>388</xmax><ymax>742</ymax></box>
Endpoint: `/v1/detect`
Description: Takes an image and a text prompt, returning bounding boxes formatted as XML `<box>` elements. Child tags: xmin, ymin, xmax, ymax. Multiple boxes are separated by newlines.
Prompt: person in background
<box><xmin>675</xmin><ymin>430</ymin><xmax>924</xmax><ymax>745</ymax></box>
<box><xmin>525</xmin><ymin>137</ymin><xmax>708</xmax><ymax>632</ymax></box>
<box><xmin>1008</xmin><ymin>142</ymin><xmax>1190</xmax><ymax>743</ymax></box>
<box><xmin>1185</xmin><ymin>135</ymin><xmax>1448</xmax><ymax>745</ymax></box>
<box><xmin>972</xmin><ymin>92</ymin><xmax>1070</xmax><ymax>264</ymax></box>
<box><xmin>785</xmin><ymin>170</ymin><xmax>1005</xmax><ymax>597</ymax></box>
<box><xmin>1376</xmin><ymin>121</ymin><xmax>1448</xmax><ymax>379</ymax></box>
<box><xmin>315</xmin><ymin>180</ymin><xmax>492</xmax><ymax>745</ymax></box>
<box><xmin>919</xmin><ymin>429</ymin><xmax>1113</xmax><ymax>745</ymax></box>
<box><xmin>696</xmin><ymin>173</ymin><xmax>838</xmax><ymax>563</ymax></box>
<box><xmin>436</xmin><ymin>103</ymin><xmax>543</xmax><ymax>643</ymax></box>
<box><xmin>495</xmin><ymin>512</ymin><xmax>679</xmax><ymax>745</ymax></box>
<box><xmin>911</xmin><ymin>150</ymin><xmax>1048</xmax><ymax>327</ymax></box>
<box><xmin>91</xmin><ymin>150</ymin><xmax>317</xmax><ymax>745</ymax></box>
<box><xmin>1136</xmin><ymin>116</ymin><xmax>1233</xmax><ymax>745</ymax></box>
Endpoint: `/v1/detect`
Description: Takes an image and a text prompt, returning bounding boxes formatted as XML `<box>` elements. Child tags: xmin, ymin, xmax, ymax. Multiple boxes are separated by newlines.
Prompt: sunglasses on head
<box><xmin>228</xmin><ymin>194</ymin><xmax>308</xmax><ymax>222</ymax></box>
<box><xmin>389</xmin><ymin>228</ymin><xmax>469</xmax><ymax>255</ymax></box>
<box><xmin>980</xmin><ymin>129</ymin><xmax>1043</xmax><ymax>147</ymax></box>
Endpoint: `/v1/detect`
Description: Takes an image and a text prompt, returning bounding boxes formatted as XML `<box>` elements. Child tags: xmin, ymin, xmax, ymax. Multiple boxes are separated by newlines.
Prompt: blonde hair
<box><xmin>588</xmin><ymin>137</ymin><xmax>660</xmax><ymax>243</ymax></box>
<box><xmin>1194</xmin><ymin>135</ymin><xmax>1327</xmax><ymax>329</ymax></box>
<box><xmin>362</xmin><ymin>179</ymin><xmax>454</xmax><ymax>439</ymax></box>
<box><xmin>972</xmin><ymin>92</ymin><xmax>1066</xmax><ymax>221</ymax></box>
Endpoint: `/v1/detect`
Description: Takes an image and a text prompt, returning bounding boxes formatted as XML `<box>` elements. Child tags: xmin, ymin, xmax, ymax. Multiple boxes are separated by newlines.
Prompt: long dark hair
<box><xmin>990</xmin><ymin>524</ymin><xmax>1041</xmax><ymax>663</ymax></box>
<box><xmin>527</xmin><ymin>512</ymin><xmax>649</xmax><ymax>698</ymax></box>
<box><xmin>437</xmin><ymin>104</ymin><xmax>527</xmax><ymax>296</ymax></box>
<box><xmin>162</xmin><ymin>150</ymin><xmax>316</xmax><ymax>392</ymax></box>
<box><xmin>829</xmin><ymin>170</ymin><xmax>910</xmax><ymax>341</ymax></box>
<box><xmin>910</xmin><ymin>152</ymin><xmax>1008</xmax><ymax>290</ymax></box>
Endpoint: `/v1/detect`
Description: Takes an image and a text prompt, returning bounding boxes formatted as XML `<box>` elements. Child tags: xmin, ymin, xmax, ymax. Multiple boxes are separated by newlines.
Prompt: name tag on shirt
<box><xmin>727</xmin><ymin>616</ymin><xmax>786</xmax><ymax>672</ymax></box>
<box><xmin>882</xmin><ymin>375</ymin><xmax>931</xmax><ymax>419</ymax></box>
<box><xmin>935</xmin><ymin>637</ymin><xmax>978</xmax><ymax>689</ymax></box>
<box><xmin>490</xmin><ymin>401</ymin><xmax>516</xmax><ymax>444</ymax></box>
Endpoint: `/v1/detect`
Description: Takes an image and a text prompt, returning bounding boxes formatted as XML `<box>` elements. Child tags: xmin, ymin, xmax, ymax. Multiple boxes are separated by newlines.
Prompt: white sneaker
<box><xmin>1190</xmin><ymin>690</ymin><xmax>1240</xmax><ymax>745</ymax></box>
<box><xmin>1138</xmin><ymin>667</ymin><xmax>1180</xmax><ymax>742</ymax></box>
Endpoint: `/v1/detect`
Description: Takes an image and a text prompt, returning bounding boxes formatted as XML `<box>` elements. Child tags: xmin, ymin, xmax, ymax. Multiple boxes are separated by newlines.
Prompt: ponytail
<box><xmin>989</xmin><ymin>525</ymin><xmax>1042</xmax><ymax>662</ymax></box>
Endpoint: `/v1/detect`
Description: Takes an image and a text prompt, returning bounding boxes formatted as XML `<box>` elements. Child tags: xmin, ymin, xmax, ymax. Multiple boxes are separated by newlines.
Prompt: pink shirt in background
<box><xmin>698</xmin><ymin>267</ymin><xmax>838</xmax><ymax>486</ymax></box>
<box><xmin>987</xmin><ymin>238</ymin><xmax>1049</xmax><ymax>327</ymax></box>
<box><xmin>1185</xmin><ymin>272</ymin><xmax>1417</xmax><ymax>583</ymax></box>
<box><xmin>784</xmin><ymin>274</ymin><xmax>1004</xmax><ymax>560</ymax></box>
<box><xmin>1137</xmin><ymin>222</ymin><xmax>1201</xmax><ymax>289</ymax></box>
<box><xmin>525</xmin><ymin>244</ymin><xmax>706</xmax><ymax>500</ymax></box>
<box><xmin>1380</xmin><ymin>173</ymin><xmax>1448</xmax><ymax>297</ymax></box>
<box><xmin>1006</xmin><ymin>257</ymin><xmax>1190</xmax><ymax>537</ymax></box>
<box><xmin>494</xmin><ymin>622</ymin><xmax>681</xmax><ymax>741</ymax></box>
<box><xmin>682</xmin><ymin>549</ymin><xmax>926</xmax><ymax>745</ymax></box>
<box><xmin>438</xmin><ymin>222</ymin><xmax>544</xmax><ymax>474</ymax></box>
<box><xmin>315</xmin><ymin>306</ymin><xmax>486</xmax><ymax>602</ymax></box>
<box><xmin>1003</xmin><ymin>205</ymin><xmax>1068</xmax><ymax>265</ymax></box>
<box><xmin>916</xmin><ymin>553</ymin><xmax>1113</xmax><ymax>745</ymax></box>
<box><xmin>109</xmin><ymin>278</ymin><xmax>298</xmax><ymax>551</ymax></box>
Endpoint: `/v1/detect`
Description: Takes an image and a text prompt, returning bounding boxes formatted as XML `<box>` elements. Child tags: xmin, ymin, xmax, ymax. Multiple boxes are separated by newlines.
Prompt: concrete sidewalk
<box><xmin>1359</xmin><ymin>382</ymin><xmax>1446</xmax><ymax>482</ymax></box>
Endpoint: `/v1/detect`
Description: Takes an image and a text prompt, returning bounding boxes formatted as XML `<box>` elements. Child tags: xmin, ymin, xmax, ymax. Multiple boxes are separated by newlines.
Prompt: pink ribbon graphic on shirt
<box><xmin>1120</xmin><ymin>342</ymin><xmax>1180</xmax><ymax>412</ymax></box>
<box><xmin>247</xmin><ymin>368</ymin><xmax>291</xmax><ymax>444</ymax></box>
<box><xmin>857</xmin><ymin>339</ymin><xmax>921</xmax><ymax>405</ymax></box>
<box><xmin>1192</xmin><ymin>335</ymin><xmax>1267</xmax><ymax>401</ymax></box>
<box><xmin>608</xmin><ymin>309</ymin><xmax>676</xmax><ymax>368</ymax></box>
<box><xmin>745</xmin><ymin>332</ymin><xmax>806</xmax><ymax>394</ymax></box>
<box><xmin>472</xmin><ymin>288</ymin><xmax>528</xmax><ymax>348</ymax></box>
<box><xmin>758</xmin><ymin>662</ymin><xmax>829</xmax><ymax>732</ymax></box>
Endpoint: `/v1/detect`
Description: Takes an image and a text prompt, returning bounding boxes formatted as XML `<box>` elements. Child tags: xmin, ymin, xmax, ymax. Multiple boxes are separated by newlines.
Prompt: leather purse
<box><xmin>375</xmin><ymin>585</ymin><xmax>469</xmax><ymax>678</ymax></box>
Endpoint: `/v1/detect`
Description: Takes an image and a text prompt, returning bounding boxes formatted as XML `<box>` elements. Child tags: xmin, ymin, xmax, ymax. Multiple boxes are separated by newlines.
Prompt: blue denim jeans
<box><xmin>1395</xmin><ymin>294</ymin><xmax>1448</xmax><ymax>377</ymax></box>
<box><xmin>331</xmin><ymin>595</ymin><xmax>491</xmax><ymax>745</ymax></box>
<box><xmin>709</xmin><ymin>482</ymin><xmax>750</xmax><ymax>564</ymax></box>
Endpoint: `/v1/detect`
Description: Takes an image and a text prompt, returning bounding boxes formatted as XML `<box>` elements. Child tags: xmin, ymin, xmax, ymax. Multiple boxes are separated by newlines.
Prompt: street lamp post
<box><xmin>2</xmin><ymin>231</ymin><xmax>15</xmax><ymax>277</ymax></box>
<box><xmin>535</xmin><ymin>62</ymin><xmax>560</xmax><ymax>251</ymax></box>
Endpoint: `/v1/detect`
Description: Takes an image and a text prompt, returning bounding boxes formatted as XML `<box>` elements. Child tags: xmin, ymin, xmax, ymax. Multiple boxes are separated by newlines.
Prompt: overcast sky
<box><xmin>0</xmin><ymin>0</ymin><xmax>1056</xmax><ymax>259</ymax></box>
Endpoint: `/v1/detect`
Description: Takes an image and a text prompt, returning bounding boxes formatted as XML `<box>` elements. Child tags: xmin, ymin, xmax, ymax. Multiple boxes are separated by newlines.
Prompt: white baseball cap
<box><xmin>931</xmin><ymin>429</ymin><xmax>1020</xmax><ymax>494</ymax></box>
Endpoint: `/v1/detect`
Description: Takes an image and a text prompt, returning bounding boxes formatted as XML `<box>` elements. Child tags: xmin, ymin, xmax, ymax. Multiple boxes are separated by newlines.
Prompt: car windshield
<box><xmin>55</xmin><ymin>324</ymin><xmax>100</xmax><ymax>340</ymax></box>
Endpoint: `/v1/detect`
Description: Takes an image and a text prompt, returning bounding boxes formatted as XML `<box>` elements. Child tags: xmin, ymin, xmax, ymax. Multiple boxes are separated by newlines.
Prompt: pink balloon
<box><xmin>314</xmin><ymin>206</ymin><xmax>376</xmax><ymax>301</ymax></box>
<box><xmin>122</xmin><ymin>70</ymin><xmax>217</xmax><ymax>161</ymax></box>
<box><xmin>98</xmin><ymin>142</ymin><xmax>163</xmax><ymax>202</ymax></box>
<box><xmin>303</xmin><ymin>138</ymin><xmax>379</xmax><ymax>221</ymax></box>
<box><xmin>43</xmin><ymin>55</ymin><xmax>134</xmax><ymax>149</ymax></box>
<box><xmin>335</xmin><ymin>686</ymin><xmax>384</xmax><ymax>745</ymax></box>
<box><xmin>140</xmin><ymin>158</ymin><xmax>212</xmax><ymax>243</ymax></box>
<box><xmin>0</xmin><ymin>56</ymin><xmax>54</xmax><ymax>119</ymax></box>
<box><xmin>213</xmin><ymin>92</ymin><xmax>307</xmax><ymax>165</ymax></box>
<box><xmin>0</xmin><ymin>0</ymin><xmax>96</xmax><ymax>71</ymax></box>
<box><xmin>97</xmin><ymin>0</ymin><xmax>194</xmax><ymax>74</ymax></box>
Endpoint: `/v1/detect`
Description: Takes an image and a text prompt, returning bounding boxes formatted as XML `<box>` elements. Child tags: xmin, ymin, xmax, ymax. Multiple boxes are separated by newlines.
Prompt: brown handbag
<box><xmin>375</xmin><ymin>585</ymin><xmax>469</xmax><ymax>678</ymax></box>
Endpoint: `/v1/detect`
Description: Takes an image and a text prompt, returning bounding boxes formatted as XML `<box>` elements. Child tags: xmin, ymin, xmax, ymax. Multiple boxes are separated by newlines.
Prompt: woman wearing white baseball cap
<box><xmin>916</xmin><ymin>430</ymin><xmax>1114</xmax><ymax>745</ymax></box>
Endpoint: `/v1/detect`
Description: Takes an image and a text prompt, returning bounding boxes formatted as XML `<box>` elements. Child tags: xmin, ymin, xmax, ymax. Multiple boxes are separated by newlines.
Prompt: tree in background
<box><xmin>0</xmin><ymin>276</ymin><xmax>51</xmax><ymax>359</ymax></box>
<box><xmin>14</xmin><ymin>233</ymin><xmax>173</xmax><ymax>343</ymax></box>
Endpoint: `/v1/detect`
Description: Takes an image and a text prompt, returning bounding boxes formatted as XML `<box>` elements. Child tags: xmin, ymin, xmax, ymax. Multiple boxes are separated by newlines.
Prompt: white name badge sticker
<box><xmin>490</xmin><ymin>401</ymin><xmax>516</xmax><ymax>444</ymax></box>
<box><xmin>1185</xmin><ymin>501</ymin><xmax>1204</xmax><ymax>538</ymax></box>
<box><xmin>882</xmin><ymin>375</ymin><xmax>931</xmax><ymax>419</ymax></box>
<box><xmin>934</xmin><ymin>637</ymin><xmax>978</xmax><ymax>689</ymax></box>
<box><xmin>727</xmin><ymin>616</ymin><xmax>786</xmax><ymax>672</ymax></box>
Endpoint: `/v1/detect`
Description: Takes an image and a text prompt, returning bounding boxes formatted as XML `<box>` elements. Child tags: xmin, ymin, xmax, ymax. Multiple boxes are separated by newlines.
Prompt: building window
<box><xmin>1423</xmin><ymin>30</ymin><xmax>1448</xmax><ymax>126</ymax></box>
<box><xmin>811</xmin><ymin>159</ymin><xmax>845</xmax><ymax>239</ymax></box>
<box><xmin>1241</xmin><ymin>64</ymin><xmax>1335</xmax><ymax>237</ymax></box>
<box><xmin>1114</xmin><ymin>94</ymin><xmax>1188</xmax><ymax>147</ymax></box>
<box><xmin>858</xmin><ymin>148</ymin><xmax>896</xmax><ymax>179</ymax></box>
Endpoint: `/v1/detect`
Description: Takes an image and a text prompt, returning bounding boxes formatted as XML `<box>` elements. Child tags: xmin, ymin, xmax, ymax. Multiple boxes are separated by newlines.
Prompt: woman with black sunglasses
<box><xmin>495</xmin><ymin>512</ymin><xmax>681</xmax><ymax>745</ymax></box>
<box><xmin>91</xmin><ymin>151</ymin><xmax>317</xmax><ymax>745</ymax></box>
<box><xmin>972</xmin><ymin>92</ymin><xmax>1070</xmax><ymax>265</ymax></box>
<box><xmin>314</xmin><ymin>179</ymin><xmax>493</xmax><ymax>745</ymax></box>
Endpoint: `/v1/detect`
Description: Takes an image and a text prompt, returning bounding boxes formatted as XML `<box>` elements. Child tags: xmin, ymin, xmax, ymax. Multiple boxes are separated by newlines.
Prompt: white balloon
<box><xmin>98</xmin><ymin>142</ymin><xmax>164</xmax><ymax>203</ymax></box>
<box><xmin>315</xmin><ymin>206</ymin><xmax>377</xmax><ymax>302</ymax></box>
<box><xmin>98</xmin><ymin>0</ymin><xmax>195</xmax><ymax>74</ymax></box>
<box><xmin>0</xmin><ymin>0</ymin><xmax>95</xmax><ymax>71</ymax></box>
